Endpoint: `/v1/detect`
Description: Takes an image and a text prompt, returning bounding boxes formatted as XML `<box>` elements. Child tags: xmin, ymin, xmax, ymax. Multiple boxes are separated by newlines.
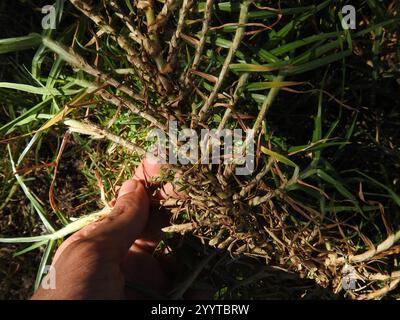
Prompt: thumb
<box><xmin>80</xmin><ymin>179</ymin><xmax>150</xmax><ymax>260</ymax></box>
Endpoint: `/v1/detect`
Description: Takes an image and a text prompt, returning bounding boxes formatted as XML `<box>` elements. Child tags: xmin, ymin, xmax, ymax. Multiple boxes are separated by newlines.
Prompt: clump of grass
<box><xmin>0</xmin><ymin>0</ymin><xmax>400</xmax><ymax>299</ymax></box>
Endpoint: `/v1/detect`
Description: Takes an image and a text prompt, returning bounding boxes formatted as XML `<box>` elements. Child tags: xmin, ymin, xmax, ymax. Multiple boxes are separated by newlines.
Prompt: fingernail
<box><xmin>145</xmin><ymin>153</ymin><xmax>162</xmax><ymax>165</ymax></box>
<box><xmin>118</xmin><ymin>180</ymin><xmax>140</xmax><ymax>198</ymax></box>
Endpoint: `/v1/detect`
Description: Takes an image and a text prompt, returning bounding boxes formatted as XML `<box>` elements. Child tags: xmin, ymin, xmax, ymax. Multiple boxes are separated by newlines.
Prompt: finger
<box><xmin>159</xmin><ymin>183</ymin><xmax>184</xmax><ymax>200</ymax></box>
<box><xmin>122</xmin><ymin>245</ymin><xmax>169</xmax><ymax>299</ymax></box>
<box><xmin>132</xmin><ymin>158</ymin><xmax>180</xmax><ymax>252</ymax></box>
<box><xmin>83</xmin><ymin>179</ymin><xmax>150</xmax><ymax>260</ymax></box>
<box><xmin>53</xmin><ymin>180</ymin><xmax>150</xmax><ymax>263</ymax></box>
<box><xmin>134</xmin><ymin>157</ymin><xmax>185</xmax><ymax>200</ymax></box>
<box><xmin>133</xmin><ymin>156</ymin><xmax>162</xmax><ymax>185</ymax></box>
<box><xmin>133</xmin><ymin>209</ymin><xmax>170</xmax><ymax>252</ymax></box>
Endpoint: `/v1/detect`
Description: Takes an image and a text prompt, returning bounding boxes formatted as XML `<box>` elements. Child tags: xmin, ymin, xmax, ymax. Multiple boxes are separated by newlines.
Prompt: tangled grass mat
<box><xmin>0</xmin><ymin>0</ymin><xmax>400</xmax><ymax>299</ymax></box>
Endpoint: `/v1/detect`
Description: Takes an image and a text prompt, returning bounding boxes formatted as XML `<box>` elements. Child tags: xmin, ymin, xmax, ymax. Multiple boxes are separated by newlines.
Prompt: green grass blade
<box><xmin>0</xmin><ymin>34</ymin><xmax>42</xmax><ymax>54</ymax></box>
<box><xmin>0</xmin><ymin>235</ymin><xmax>52</xmax><ymax>243</ymax></box>
<box><xmin>230</xmin><ymin>63</ymin><xmax>282</xmax><ymax>72</ymax></box>
<box><xmin>34</xmin><ymin>240</ymin><xmax>56</xmax><ymax>291</ymax></box>
<box><xmin>13</xmin><ymin>240</ymin><xmax>48</xmax><ymax>257</ymax></box>
<box><xmin>270</xmin><ymin>32</ymin><xmax>340</xmax><ymax>56</ymax></box>
<box><xmin>354</xmin><ymin>171</ymin><xmax>400</xmax><ymax>207</ymax></box>
<box><xmin>0</xmin><ymin>82</ymin><xmax>61</xmax><ymax>96</ymax></box>
<box><xmin>285</xmin><ymin>50</ymin><xmax>352</xmax><ymax>75</ymax></box>
<box><xmin>17</xmin><ymin>132</ymin><xmax>42</xmax><ymax>166</ymax></box>
<box><xmin>316</xmin><ymin>169</ymin><xmax>358</xmax><ymax>204</ymax></box>
<box><xmin>246</xmin><ymin>81</ymin><xmax>303</xmax><ymax>91</ymax></box>
<box><xmin>7</xmin><ymin>145</ymin><xmax>55</xmax><ymax>233</ymax></box>
<box><xmin>0</xmin><ymin>98</ymin><xmax>52</xmax><ymax>134</ymax></box>
<box><xmin>261</xmin><ymin>146</ymin><xmax>298</xmax><ymax>168</ymax></box>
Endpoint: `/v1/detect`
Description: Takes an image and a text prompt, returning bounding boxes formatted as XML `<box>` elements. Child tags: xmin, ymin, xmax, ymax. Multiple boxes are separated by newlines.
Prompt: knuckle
<box><xmin>66</xmin><ymin>238</ymin><xmax>103</xmax><ymax>260</ymax></box>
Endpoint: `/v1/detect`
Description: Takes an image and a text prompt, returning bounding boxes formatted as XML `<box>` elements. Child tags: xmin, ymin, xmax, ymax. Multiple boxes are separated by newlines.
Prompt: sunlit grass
<box><xmin>0</xmin><ymin>0</ymin><xmax>399</xmax><ymax>299</ymax></box>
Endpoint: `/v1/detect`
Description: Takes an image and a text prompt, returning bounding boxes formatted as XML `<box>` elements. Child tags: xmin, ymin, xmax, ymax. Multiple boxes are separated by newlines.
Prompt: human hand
<box><xmin>32</xmin><ymin>159</ymin><xmax>177</xmax><ymax>300</ymax></box>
